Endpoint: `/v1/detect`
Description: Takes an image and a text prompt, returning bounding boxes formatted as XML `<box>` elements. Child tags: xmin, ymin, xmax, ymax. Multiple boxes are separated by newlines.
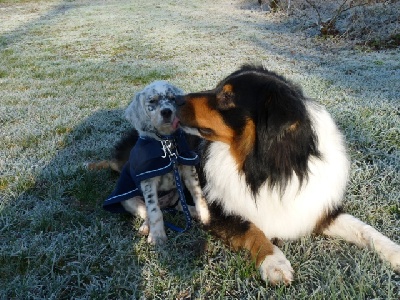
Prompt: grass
<box><xmin>1</xmin><ymin>0</ymin><xmax>399</xmax><ymax>298</ymax></box>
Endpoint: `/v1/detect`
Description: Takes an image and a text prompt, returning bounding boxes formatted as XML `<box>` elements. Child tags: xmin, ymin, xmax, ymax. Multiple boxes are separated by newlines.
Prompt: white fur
<box><xmin>200</xmin><ymin>99</ymin><xmax>400</xmax><ymax>282</ymax></box>
<box><xmin>125</xmin><ymin>80</ymin><xmax>184</xmax><ymax>138</ymax></box>
<box><xmin>259</xmin><ymin>245</ymin><xmax>294</xmax><ymax>285</ymax></box>
<box><xmin>204</xmin><ymin>101</ymin><xmax>350</xmax><ymax>239</ymax></box>
<box><xmin>180</xmin><ymin>165</ymin><xmax>210</xmax><ymax>225</ymax></box>
<box><xmin>141</xmin><ymin>177</ymin><xmax>168</xmax><ymax>245</ymax></box>
<box><xmin>324</xmin><ymin>214</ymin><xmax>400</xmax><ymax>272</ymax></box>
<box><xmin>121</xmin><ymin>196</ymin><xmax>150</xmax><ymax>235</ymax></box>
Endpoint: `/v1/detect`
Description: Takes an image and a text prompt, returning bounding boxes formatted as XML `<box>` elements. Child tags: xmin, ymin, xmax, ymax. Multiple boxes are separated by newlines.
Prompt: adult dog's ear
<box><xmin>243</xmin><ymin>80</ymin><xmax>319</xmax><ymax>193</ymax></box>
<box><xmin>217</xmin><ymin>84</ymin><xmax>236</xmax><ymax>110</ymax></box>
<box><xmin>262</xmin><ymin>81</ymin><xmax>306</xmax><ymax>137</ymax></box>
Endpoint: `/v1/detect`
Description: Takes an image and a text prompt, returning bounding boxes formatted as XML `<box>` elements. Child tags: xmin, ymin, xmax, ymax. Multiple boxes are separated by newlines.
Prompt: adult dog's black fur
<box><xmin>175</xmin><ymin>65</ymin><xmax>400</xmax><ymax>284</ymax></box>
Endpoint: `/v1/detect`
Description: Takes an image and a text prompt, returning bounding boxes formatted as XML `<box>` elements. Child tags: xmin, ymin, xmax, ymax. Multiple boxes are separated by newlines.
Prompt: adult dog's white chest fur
<box><xmin>203</xmin><ymin>102</ymin><xmax>350</xmax><ymax>239</ymax></box>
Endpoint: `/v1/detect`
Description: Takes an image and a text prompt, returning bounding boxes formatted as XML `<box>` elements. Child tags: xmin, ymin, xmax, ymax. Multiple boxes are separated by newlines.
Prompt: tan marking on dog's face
<box><xmin>287</xmin><ymin>121</ymin><xmax>300</xmax><ymax>132</ymax></box>
<box><xmin>178</xmin><ymin>93</ymin><xmax>256</xmax><ymax>169</ymax></box>
<box><xmin>216</xmin><ymin>84</ymin><xmax>236</xmax><ymax>110</ymax></box>
<box><xmin>222</xmin><ymin>84</ymin><xmax>233</xmax><ymax>93</ymax></box>
<box><xmin>179</xmin><ymin>96</ymin><xmax>234</xmax><ymax>144</ymax></box>
<box><xmin>231</xmin><ymin>119</ymin><xmax>256</xmax><ymax>169</ymax></box>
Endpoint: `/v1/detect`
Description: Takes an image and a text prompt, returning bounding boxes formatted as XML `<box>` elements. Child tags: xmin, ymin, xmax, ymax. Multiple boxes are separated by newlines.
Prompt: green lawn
<box><xmin>1</xmin><ymin>0</ymin><xmax>399</xmax><ymax>298</ymax></box>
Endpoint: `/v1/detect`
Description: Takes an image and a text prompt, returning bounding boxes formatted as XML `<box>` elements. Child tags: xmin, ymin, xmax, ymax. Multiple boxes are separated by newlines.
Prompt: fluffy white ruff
<box><xmin>203</xmin><ymin>101</ymin><xmax>350</xmax><ymax>239</ymax></box>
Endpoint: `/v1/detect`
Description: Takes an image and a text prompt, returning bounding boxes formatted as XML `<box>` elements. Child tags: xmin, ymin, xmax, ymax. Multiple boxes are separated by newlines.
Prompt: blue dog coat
<box><xmin>103</xmin><ymin>129</ymin><xmax>199</xmax><ymax>213</ymax></box>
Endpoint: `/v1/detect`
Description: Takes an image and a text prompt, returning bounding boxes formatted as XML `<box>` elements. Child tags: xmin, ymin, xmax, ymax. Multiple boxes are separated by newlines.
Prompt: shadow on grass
<box><xmin>0</xmin><ymin>108</ymin><xmax>208</xmax><ymax>298</ymax></box>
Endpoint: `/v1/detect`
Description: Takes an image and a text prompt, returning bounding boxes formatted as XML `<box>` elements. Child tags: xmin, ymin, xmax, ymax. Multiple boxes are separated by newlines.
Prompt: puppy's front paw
<box><xmin>147</xmin><ymin>229</ymin><xmax>168</xmax><ymax>245</ymax></box>
<box><xmin>193</xmin><ymin>197</ymin><xmax>210</xmax><ymax>225</ymax></box>
<box><xmin>259</xmin><ymin>245</ymin><xmax>294</xmax><ymax>285</ymax></box>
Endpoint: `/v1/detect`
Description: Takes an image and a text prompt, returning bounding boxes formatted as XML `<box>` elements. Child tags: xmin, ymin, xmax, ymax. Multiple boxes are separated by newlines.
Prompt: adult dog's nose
<box><xmin>161</xmin><ymin>108</ymin><xmax>172</xmax><ymax>119</ymax></box>
<box><xmin>175</xmin><ymin>95</ymin><xmax>185</xmax><ymax>106</ymax></box>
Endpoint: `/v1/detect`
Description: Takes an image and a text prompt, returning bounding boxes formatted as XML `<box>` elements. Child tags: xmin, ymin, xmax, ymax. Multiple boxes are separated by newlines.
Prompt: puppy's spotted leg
<box><xmin>140</xmin><ymin>178</ymin><xmax>167</xmax><ymax>245</ymax></box>
<box><xmin>180</xmin><ymin>165</ymin><xmax>210</xmax><ymax>225</ymax></box>
<box><xmin>323</xmin><ymin>213</ymin><xmax>400</xmax><ymax>272</ymax></box>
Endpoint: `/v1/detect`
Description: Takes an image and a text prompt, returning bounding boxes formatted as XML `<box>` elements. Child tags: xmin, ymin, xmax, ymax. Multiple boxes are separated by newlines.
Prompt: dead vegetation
<box><xmin>258</xmin><ymin>0</ymin><xmax>400</xmax><ymax>49</ymax></box>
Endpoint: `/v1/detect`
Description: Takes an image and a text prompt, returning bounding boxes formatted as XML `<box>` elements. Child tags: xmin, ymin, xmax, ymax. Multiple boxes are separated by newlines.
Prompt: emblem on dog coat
<box><xmin>103</xmin><ymin>129</ymin><xmax>199</xmax><ymax>213</ymax></box>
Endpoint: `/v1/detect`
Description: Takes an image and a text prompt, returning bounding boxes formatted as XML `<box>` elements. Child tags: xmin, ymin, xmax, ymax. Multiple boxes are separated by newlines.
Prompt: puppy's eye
<box><xmin>198</xmin><ymin>128</ymin><xmax>213</xmax><ymax>136</ymax></box>
<box><xmin>148</xmin><ymin>95</ymin><xmax>160</xmax><ymax>104</ymax></box>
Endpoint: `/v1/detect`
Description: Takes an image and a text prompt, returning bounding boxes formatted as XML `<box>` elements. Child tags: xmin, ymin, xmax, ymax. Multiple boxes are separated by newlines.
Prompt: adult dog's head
<box><xmin>125</xmin><ymin>80</ymin><xmax>183</xmax><ymax>137</ymax></box>
<box><xmin>177</xmin><ymin>65</ymin><xmax>320</xmax><ymax>193</ymax></box>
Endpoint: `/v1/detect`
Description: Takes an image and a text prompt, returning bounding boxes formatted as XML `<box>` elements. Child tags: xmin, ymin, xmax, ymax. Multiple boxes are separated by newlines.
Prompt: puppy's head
<box><xmin>125</xmin><ymin>80</ymin><xmax>184</xmax><ymax>137</ymax></box>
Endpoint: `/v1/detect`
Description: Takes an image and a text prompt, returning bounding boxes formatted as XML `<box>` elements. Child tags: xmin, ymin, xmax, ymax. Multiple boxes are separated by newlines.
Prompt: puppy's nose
<box><xmin>161</xmin><ymin>108</ymin><xmax>172</xmax><ymax>119</ymax></box>
<box><xmin>175</xmin><ymin>95</ymin><xmax>185</xmax><ymax>106</ymax></box>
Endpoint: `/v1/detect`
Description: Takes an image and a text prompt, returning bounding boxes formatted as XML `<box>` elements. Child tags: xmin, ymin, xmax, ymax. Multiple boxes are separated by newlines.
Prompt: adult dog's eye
<box><xmin>199</xmin><ymin>128</ymin><xmax>214</xmax><ymax>136</ymax></box>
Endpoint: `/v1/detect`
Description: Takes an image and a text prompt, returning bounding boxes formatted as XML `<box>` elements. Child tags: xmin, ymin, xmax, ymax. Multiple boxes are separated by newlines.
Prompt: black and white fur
<box><xmin>176</xmin><ymin>66</ymin><xmax>400</xmax><ymax>284</ymax></box>
<box><xmin>121</xmin><ymin>81</ymin><xmax>210</xmax><ymax>245</ymax></box>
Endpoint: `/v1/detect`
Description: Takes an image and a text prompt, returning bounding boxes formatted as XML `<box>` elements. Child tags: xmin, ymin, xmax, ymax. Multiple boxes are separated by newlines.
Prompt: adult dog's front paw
<box><xmin>147</xmin><ymin>229</ymin><xmax>168</xmax><ymax>245</ymax></box>
<box><xmin>387</xmin><ymin>245</ymin><xmax>400</xmax><ymax>272</ymax></box>
<box><xmin>259</xmin><ymin>245</ymin><xmax>294</xmax><ymax>285</ymax></box>
<box><xmin>197</xmin><ymin>204</ymin><xmax>210</xmax><ymax>225</ymax></box>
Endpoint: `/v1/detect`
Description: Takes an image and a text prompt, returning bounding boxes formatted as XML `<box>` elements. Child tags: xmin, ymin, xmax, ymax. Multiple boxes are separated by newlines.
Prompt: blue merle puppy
<box><xmin>90</xmin><ymin>81</ymin><xmax>210</xmax><ymax>245</ymax></box>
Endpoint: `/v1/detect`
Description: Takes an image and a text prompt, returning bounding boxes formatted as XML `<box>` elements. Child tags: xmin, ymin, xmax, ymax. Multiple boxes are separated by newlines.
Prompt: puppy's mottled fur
<box><xmin>89</xmin><ymin>81</ymin><xmax>209</xmax><ymax>245</ymax></box>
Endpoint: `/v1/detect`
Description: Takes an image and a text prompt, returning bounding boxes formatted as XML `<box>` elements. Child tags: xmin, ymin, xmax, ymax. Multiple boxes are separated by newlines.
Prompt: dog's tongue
<box><xmin>172</xmin><ymin>117</ymin><xmax>180</xmax><ymax>130</ymax></box>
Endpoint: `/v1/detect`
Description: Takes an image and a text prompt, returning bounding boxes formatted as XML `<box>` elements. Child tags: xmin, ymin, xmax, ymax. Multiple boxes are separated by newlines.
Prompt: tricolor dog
<box><xmin>174</xmin><ymin>65</ymin><xmax>400</xmax><ymax>284</ymax></box>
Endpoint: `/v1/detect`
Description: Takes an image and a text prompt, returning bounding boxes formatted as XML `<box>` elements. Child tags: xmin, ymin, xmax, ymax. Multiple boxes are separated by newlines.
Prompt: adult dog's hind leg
<box><xmin>323</xmin><ymin>213</ymin><xmax>400</xmax><ymax>272</ymax></box>
<box><xmin>180</xmin><ymin>165</ymin><xmax>210</xmax><ymax>225</ymax></box>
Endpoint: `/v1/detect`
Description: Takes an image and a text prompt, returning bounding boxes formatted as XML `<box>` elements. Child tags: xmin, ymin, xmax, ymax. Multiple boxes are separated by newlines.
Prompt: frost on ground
<box><xmin>0</xmin><ymin>0</ymin><xmax>399</xmax><ymax>298</ymax></box>
<box><xmin>255</xmin><ymin>0</ymin><xmax>399</xmax><ymax>48</ymax></box>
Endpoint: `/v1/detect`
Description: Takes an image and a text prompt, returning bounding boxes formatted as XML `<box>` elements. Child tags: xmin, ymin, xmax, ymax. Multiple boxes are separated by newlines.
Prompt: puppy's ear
<box><xmin>171</xmin><ymin>86</ymin><xmax>184</xmax><ymax>97</ymax></box>
<box><xmin>125</xmin><ymin>91</ymin><xmax>145</xmax><ymax>130</ymax></box>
